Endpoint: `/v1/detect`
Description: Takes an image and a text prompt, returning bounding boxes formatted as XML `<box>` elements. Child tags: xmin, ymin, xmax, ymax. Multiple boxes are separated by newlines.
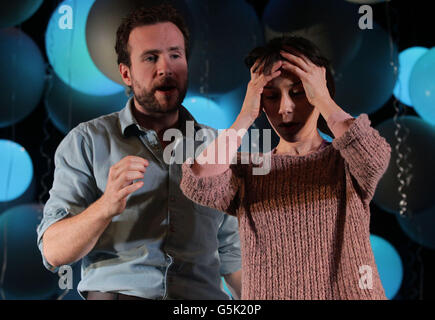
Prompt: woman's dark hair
<box><xmin>244</xmin><ymin>36</ymin><xmax>335</xmax><ymax>137</ymax></box>
<box><xmin>115</xmin><ymin>3</ymin><xmax>190</xmax><ymax>68</ymax></box>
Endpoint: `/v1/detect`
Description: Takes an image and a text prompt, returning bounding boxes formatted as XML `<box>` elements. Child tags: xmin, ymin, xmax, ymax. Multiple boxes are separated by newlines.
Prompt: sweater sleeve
<box><xmin>332</xmin><ymin>113</ymin><xmax>391</xmax><ymax>201</ymax></box>
<box><xmin>180</xmin><ymin>158</ymin><xmax>244</xmax><ymax>216</ymax></box>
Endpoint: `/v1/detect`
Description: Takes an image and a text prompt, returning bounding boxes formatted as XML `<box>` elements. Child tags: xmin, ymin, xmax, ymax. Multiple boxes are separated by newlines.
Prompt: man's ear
<box><xmin>119</xmin><ymin>63</ymin><xmax>132</xmax><ymax>87</ymax></box>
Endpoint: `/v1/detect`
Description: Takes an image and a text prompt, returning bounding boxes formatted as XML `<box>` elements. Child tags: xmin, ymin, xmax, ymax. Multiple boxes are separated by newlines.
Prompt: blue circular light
<box><xmin>0</xmin><ymin>28</ymin><xmax>46</xmax><ymax>128</ymax></box>
<box><xmin>0</xmin><ymin>1</ymin><xmax>43</xmax><ymax>28</ymax></box>
<box><xmin>374</xmin><ymin>116</ymin><xmax>435</xmax><ymax>214</ymax></box>
<box><xmin>393</xmin><ymin>47</ymin><xmax>428</xmax><ymax>106</ymax></box>
<box><xmin>0</xmin><ymin>204</ymin><xmax>59</xmax><ymax>299</ymax></box>
<box><xmin>370</xmin><ymin>234</ymin><xmax>403</xmax><ymax>300</ymax></box>
<box><xmin>45</xmin><ymin>74</ymin><xmax>128</xmax><ymax>134</ymax></box>
<box><xmin>0</xmin><ymin>140</ymin><xmax>33</xmax><ymax>202</ymax></box>
<box><xmin>183</xmin><ymin>94</ymin><xmax>235</xmax><ymax>129</ymax></box>
<box><xmin>409</xmin><ymin>47</ymin><xmax>435</xmax><ymax>126</ymax></box>
<box><xmin>334</xmin><ymin>23</ymin><xmax>398</xmax><ymax>116</ymax></box>
<box><xmin>396</xmin><ymin>206</ymin><xmax>435</xmax><ymax>250</ymax></box>
<box><xmin>187</xmin><ymin>0</ymin><xmax>263</xmax><ymax>96</ymax></box>
<box><xmin>45</xmin><ymin>0</ymin><xmax>123</xmax><ymax>96</ymax></box>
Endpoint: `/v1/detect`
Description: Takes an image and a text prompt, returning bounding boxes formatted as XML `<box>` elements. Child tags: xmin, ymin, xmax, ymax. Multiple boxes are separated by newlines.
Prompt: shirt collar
<box><xmin>119</xmin><ymin>97</ymin><xmax>204</xmax><ymax>137</ymax></box>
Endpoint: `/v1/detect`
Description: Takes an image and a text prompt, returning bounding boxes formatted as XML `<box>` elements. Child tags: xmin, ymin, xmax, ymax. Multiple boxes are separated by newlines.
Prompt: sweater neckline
<box><xmin>268</xmin><ymin>139</ymin><xmax>333</xmax><ymax>162</ymax></box>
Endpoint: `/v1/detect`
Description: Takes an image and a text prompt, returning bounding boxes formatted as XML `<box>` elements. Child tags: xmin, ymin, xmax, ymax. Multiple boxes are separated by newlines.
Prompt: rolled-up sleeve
<box><xmin>217</xmin><ymin>214</ymin><xmax>242</xmax><ymax>275</ymax></box>
<box><xmin>36</xmin><ymin>125</ymin><xmax>98</xmax><ymax>272</ymax></box>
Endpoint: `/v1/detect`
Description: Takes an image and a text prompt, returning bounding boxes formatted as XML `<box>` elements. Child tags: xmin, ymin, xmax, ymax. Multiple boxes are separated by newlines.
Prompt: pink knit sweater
<box><xmin>180</xmin><ymin>114</ymin><xmax>391</xmax><ymax>300</ymax></box>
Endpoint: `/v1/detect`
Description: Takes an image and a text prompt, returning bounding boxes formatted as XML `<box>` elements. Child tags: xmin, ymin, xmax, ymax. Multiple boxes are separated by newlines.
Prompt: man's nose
<box><xmin>157</xmin><ymin>55</ymin><xmax>173</xmax><ymax>77</ymax></box>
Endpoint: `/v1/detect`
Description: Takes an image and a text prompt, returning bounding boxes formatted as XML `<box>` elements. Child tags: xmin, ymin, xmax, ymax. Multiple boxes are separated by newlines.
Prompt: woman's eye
<box><xmin>291</xmin><ymin>90</ymin><xmax>305</xmax><ymax>96</ymax></box>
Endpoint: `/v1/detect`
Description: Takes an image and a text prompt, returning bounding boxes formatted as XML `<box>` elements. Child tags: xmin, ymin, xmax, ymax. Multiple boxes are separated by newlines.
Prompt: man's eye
<box><xmin>144</xmin><ymin>56</ymin><xmax>157</xmax><ymax>62</ymax></box>
<box><xmin>171</xmin><ymin>54</ymin><xmax>181</xmax><ymax>59</ymax></box>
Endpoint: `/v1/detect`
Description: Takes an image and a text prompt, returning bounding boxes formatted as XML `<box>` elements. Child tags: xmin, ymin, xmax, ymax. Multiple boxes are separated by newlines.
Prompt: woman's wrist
<box><xmin>233</xmin><ymin>110</ymin><xmax>256</xmax><ymax>131</ymax></box>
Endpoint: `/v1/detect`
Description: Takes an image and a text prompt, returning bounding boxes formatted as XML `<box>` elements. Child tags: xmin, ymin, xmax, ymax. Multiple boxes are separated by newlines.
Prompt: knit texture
<box><xmin>180</xmin><ymin>114</ymin><xmax>391</xmax><ymax>300</ymax></box>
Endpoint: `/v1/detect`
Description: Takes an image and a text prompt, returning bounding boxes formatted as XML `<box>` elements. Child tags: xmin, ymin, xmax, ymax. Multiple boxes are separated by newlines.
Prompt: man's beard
<box><xmin>132</xmin><ymin>76</ymin><xmax>187</xmax><ymax>114</ymax></box>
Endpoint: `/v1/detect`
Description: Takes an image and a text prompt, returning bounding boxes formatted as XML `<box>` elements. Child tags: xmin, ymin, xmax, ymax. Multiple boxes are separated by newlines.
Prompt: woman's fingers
<box><xmin>250</xmin><ymin>59</ymin><xmax>262</xmax><ymax>75</ymax></box>
<box><xmin>281</xmin><ymin>60</ymin><xmax>307</xmax><ymax>79</ymax></box>
<box><xmin>280</xmin><ymin>50</ymin><xmax>311</xmax><ymax>72</ymax></box>
<box><xmin>263</xmin><ymin>69</ymin><xmax>281</xmax><ymax>83</ymax></box>
<box><xmin>270</xmin><ymin>60</ymin><xmax>283</xmax><ymax>73</ymax></box>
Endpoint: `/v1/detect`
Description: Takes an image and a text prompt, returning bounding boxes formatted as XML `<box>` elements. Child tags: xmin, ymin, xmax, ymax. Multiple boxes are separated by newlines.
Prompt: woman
<box><xmin>180</xmin><ymin>36</ymin><xmax>391</xmax><ymax>300</ymax></box>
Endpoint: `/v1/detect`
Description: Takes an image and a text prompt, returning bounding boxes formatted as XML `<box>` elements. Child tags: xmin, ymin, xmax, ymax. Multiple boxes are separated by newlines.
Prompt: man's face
<box><xmin>122</xmin><ymin>22</ymin><xmax>188</xmax><ymax>113</ymax></box>
<box><xmin>261</xmin><ymin>69</ymin><xmax>320</xmax><ymax>142</ymax></box>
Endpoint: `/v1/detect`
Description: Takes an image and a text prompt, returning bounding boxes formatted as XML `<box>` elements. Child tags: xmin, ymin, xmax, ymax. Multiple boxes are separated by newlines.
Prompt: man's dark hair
<box><xmin>244</xmin><ymin>36</ymin><xmax>335</xmax><ymax>136</ymax></box>
<box><xmin>115</xmin><ymin>3</ymin><xmax>190</xmax><ymax>68</ymax></box>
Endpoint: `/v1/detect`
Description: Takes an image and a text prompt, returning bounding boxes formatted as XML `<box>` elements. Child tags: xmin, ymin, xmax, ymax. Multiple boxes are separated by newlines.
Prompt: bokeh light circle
<box><xmin>370</xmin><ymin>234</ymin><xmax>403</xmax><ymax>300</ymax></box>
<box><xmin>0</xmin><ymin>140</ymin><xmax>33</xmax><ymax>202</ymax></box>
<box><xmin>0</xmin><ymin>28</ymin><xmax>46</xmax><ymax>128</ymax></box>
<box><xmin>45</xmin><ymin>0</ymin><xmax>123</xmax><ymax>96</ymax></box>
<box><xmin>409</xmin><ymin>47</ymin><xmax>435</xmax><ymax>126</ymax></box>
<box><xmin>0</xmin><ymin>204</ymin><xmax>59</xmax><ymax>299</ymax></box>
<box><xmin>393</xmin><ymin>46</ymin><xmax>428</xmax><ymax>106</ymax></box>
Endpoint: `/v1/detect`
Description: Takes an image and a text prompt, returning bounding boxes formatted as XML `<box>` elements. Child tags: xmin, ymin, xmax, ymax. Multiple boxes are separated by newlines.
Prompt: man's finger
<box><xmin>119</xmin><ymin>181</ymin><xmax>144</xmax><ymax>199</ymax></box>
<box><xmin>113</xmin><ymin>163</ymin><xmax>147</xmax><ymax>180</ymax></box>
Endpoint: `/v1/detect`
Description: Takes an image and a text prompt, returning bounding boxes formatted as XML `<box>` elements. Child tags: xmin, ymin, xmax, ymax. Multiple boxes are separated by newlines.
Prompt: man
<box><xmin>37</xmin><ymin>4</ymin><xmax>242</xmax><ymax>300</ymax></box>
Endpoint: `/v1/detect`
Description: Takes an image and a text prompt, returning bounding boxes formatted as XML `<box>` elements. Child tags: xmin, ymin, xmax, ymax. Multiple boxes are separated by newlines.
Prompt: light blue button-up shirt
<box><xmin>36</xmin><ymin>98</ymin><xmax>241</xmax><ymax>300</ymax></box>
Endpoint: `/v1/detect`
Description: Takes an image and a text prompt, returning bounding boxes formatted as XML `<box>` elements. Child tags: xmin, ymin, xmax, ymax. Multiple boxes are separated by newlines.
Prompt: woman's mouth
<box><xmin>279</xmin><ymin>122</ymin><xmax>302</xmax><ymax>133</ymax></box>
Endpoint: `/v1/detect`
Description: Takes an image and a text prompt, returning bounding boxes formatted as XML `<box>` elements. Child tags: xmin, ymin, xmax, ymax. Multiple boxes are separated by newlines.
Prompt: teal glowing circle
<box><xmin>409</xmin><ymin>47</ymin><xmax>435</xmax><ymax>126</ymax></box>
<box><xmin>45</xmin><ymin>0</ymin><xmax>123</xmax><ymax>96</ymax></box>
<box><xmin>45</xmin><ymin>74</ymin><xmax>128</xmax><ymax>134</ymax></box>
<box><xmin>183</xmin><ymin>94</ymin><xmax>235</xmax><ymax>129</ymax></box>
<box><xmin>393</xmin><ymin>47</ymin><xmax>428</xmax><ymax>106</ymax></box>
<box><xmin>370</xmin><ymin>234</ymin><xmax>403</xmax><ymax>299</ymax></box>
<box><xmin>0</xmin><ymin>1</ymin><xmax>43</xmax><ymax>28</ymax></box>
<box><xmin>0</xmin><ymin>28</ymin><xmax>46</xmax><ymax>128</ymax></box>
<box><xmin>0</xmin><ymin>204</ymin><xmax>59</xmax><ymax>299</ymax></box>
<box><xmin>0</xmin><ymin>140</ymin><xmax>33</xmax><ymax>202</ymax></box>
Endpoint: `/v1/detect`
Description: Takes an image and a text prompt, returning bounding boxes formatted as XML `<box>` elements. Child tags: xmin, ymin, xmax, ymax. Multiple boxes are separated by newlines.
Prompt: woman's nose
<box><xmin>278</xmin><ymin>95</ymin><xmax>295</xmax><ymax>115</ymax></box>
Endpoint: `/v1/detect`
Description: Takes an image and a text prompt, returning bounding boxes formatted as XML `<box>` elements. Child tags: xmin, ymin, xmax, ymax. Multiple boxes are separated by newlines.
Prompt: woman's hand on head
<box><xmin>239</xmin><ymin>59</ymin><xmax>282</xmax><ymax>124</ymax></box>
<box><xmin>279</xmin><ymin>50</ymin><xmax>332</xmax><ymax>107</ymax></box>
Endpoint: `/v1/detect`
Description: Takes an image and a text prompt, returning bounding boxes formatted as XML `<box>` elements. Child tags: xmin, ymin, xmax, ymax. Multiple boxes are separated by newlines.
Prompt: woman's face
<box><xmin>261</xmin><ymin>69</ymin><xmax>320</xmax><ymax>142</ymax></box>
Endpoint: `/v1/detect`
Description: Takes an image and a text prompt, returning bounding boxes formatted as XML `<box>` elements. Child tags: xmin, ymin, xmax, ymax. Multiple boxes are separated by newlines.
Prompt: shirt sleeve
<box><xmin>180</xmin><ymin>156</ymin><xmax>244</xmax><ymax>217</ymax></box>
<box><xmin>217</xmin><ymin>214</ymin><xmax>242</xmax><ymax>275</ymax></box>
<box><xmin>36</xmin><ymin>125</ymin><xmax>99</xmax><ymax>272</ymax></box>
<box><xmin>332</xmin><ymin>113</ymin><xmax>392</xmax><ymax>201</ymax></box>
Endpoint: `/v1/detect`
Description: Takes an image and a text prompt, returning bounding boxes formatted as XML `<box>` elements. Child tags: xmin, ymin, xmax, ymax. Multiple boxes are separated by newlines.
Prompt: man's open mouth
<box><xmin>155</xmin><ymin>84</ymin><xmax>177</xmax><ymax>92</ymax></box>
